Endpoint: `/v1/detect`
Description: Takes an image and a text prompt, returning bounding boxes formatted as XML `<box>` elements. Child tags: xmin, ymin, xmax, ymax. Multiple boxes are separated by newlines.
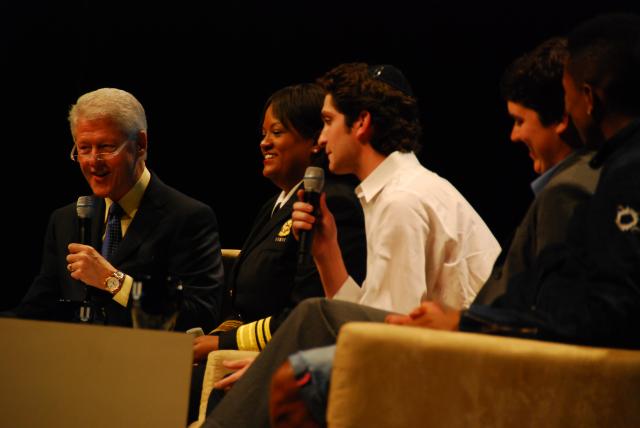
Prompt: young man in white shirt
<box><xmin>293</xmin><ymin>62</ymin><xmax>500</xmax><ymax>314</ymax></box>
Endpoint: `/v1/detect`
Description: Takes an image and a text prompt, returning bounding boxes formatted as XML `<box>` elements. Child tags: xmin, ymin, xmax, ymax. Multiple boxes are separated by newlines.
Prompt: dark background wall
<box><xmin>3</xmin><ymin>1</ymin><xmax>639</xmax><ymax>309</ymax></box>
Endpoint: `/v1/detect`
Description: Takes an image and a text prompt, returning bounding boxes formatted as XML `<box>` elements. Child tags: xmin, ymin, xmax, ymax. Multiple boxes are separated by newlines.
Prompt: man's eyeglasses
<box><xmin>69</xmin><ymin>140</ymin><xmax>130</xmax><ymax>162</ymax></box>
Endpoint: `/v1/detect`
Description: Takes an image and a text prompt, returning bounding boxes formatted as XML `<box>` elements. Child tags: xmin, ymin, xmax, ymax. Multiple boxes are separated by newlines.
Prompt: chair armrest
<box><xmin>221</xmin><ymin>249</ymin><xmax>241</xmax><ymax>281</ymax></box>
<box><xmin>189</xmin><ymin>350</ymin><xmax>259</xmax><ymax>428</ymax></box>
<box><xmin>221</xmin><ymin>248</ymin><xmax>241</xmax><ymax>260</ymax></box>
<box><xmin>327</xmin><ymin>322</ymin><xmax>640</xmax><ymax>428</ymax></box>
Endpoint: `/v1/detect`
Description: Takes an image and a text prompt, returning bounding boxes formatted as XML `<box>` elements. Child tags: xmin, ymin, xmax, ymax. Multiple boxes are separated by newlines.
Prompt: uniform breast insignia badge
<box><xmin>276</xmin><ymin>219</ymin><xmax>293</xmax><ymax>242</ymax></box>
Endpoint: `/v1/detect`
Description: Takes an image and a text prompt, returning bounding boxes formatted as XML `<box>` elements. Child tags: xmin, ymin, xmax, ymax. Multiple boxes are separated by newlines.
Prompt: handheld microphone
<box><xmin>76</xmin><ymin>196</ymin><xmax>94</xmax><ymax>245</ymax></box>
<box><xmin>76</xmin><ymin>196</ymin><xmax>94</xmax><ymax>322</ymax></box>
<box><xmin>297</xmin><ymin>167</ymin><xmax>325</xmax><ymax>265</ymax></box>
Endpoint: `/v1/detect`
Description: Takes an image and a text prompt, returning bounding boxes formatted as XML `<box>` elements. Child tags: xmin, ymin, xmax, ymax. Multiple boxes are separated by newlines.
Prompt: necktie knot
<box><xmin>109</xmin><ymin>202</ymin><xmax>124</xmax><ymax>218</ymax></box>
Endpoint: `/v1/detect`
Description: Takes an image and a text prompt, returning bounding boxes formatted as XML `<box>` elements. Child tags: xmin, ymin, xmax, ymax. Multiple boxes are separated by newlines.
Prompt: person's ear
<box><xmin>310</xmin><ymin>138</ymin><xmax>321</xmax><ymax>154</ymax></box>
<box><xmin>583</xmin><ymin>83</ymin><xmax>596</xmax><ymax>117</ymax></box>
<box><xmin>355</xmin><ymin>111</ymin><xmax>372</xmax><ymax>139</ymax></box>
<box><xmin>554</xmin><ymin>112</ymin><xmax>569</xmax><ymax>134</ymax></box>
<box><xmin>136</xmin><ymin>130</ymin><xmax>148</xmax><ymax>154</ymax></box>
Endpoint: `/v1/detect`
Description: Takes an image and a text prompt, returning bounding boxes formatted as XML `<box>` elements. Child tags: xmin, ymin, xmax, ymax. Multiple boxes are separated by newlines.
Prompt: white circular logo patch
<box><xmin>615</xmin><ymin>205</ymin><xmax>640</xmax><ymax>232</ymax></box>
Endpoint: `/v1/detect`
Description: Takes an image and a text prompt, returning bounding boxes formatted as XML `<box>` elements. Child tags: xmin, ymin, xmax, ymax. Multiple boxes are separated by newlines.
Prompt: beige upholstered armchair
<box><xmin>191</xmin><ymin>320</ymin><xmax>640</xmax><ymax>427</ymax></box>
<box><xmin>190</xmin><ymin>349</ymin><xmax>259</xmax><ymax>427</ymax></box>
<box><xmin>220</xmin><ymin>248</ymin><xmax>241</xmax><ymax>280</ymax></box>
<box><xmin>327</xmin><ymin>322</ymin><xmax>640</xmax><ymax>428</ymax></box>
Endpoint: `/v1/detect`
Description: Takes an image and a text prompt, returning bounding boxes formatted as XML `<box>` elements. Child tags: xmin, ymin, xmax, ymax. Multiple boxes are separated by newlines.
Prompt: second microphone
<box><xmin>297</xmin><ymin>166</ymin><xmax>325</xmax><ymax>265</ymax></box>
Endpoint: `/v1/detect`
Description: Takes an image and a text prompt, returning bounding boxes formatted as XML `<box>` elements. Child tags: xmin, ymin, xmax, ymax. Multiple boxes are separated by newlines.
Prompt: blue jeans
<box><xmin>288</xmin><ymin>344</ymin><xmax>336</xmax><ymax>426</ymax></box>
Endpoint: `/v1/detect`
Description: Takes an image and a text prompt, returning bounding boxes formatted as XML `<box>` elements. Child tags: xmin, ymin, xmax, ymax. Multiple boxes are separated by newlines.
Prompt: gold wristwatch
<box><xmin>105</xmin><ymin>271</ymin><xmax>125</xmax><ymax>295</ymax></box>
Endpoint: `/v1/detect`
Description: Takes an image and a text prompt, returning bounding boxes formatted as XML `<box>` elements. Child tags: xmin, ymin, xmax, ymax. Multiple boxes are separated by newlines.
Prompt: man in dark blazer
<box><xmin>456</xmin><ymin>12</ymin><xmax>640</xmax><ymax>347</ymax></box>
<box><xmin>11</xmin><ymin>88</ymin><xmax>224</xmax><ymax>332</ymax></box>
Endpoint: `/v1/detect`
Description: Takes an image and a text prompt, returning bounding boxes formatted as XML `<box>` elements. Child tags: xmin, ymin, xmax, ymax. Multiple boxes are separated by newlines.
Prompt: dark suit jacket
<box><xmin>475</xmin><ymin>149</ymin><xmax>600</xmax><ymax>305</ymax></box>
<box><xmin>14</xmin><ymin>174</ymin><xmax>224</xmax><ymax>331</ymax></box>
<box><xmin>218</xmin><ymin>175</ymin><xmax>366</xmax><ymax>349</ymax></box>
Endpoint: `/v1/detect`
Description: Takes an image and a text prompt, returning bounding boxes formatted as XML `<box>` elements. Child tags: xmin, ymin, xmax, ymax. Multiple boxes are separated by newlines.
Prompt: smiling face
<box><xmin>75</xmin><ymin>116</ymin><xmax>146</xmax><ymax>201</ymax></box>
<box><xmin>260</xmin><ymin>105</ymin><xmax>315</xmax><ymax>193</ymax></box>
<box><xmin>507</xmin><ymin>101</ymin><xmax>572</xmax><ymax>174</ymax></box>
<box><xmin>318</xmin><ymin>95</ymin><xmax>361</xmax><ymax>176</ymax></box>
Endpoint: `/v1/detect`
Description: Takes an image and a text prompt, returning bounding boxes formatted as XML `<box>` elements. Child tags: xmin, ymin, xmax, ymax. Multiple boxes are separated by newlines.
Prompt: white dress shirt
<box><xmin>334</xmin><ymin>151</ymin><xmax>501</xmax><ymax>313</ymax></box>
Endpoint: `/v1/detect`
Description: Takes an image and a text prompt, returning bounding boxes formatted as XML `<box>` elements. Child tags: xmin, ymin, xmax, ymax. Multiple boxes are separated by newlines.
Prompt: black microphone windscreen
<box><xmin>298</xmin><ymin>167</ymin><xmax>325</xmax><ymax>266</ymax></box>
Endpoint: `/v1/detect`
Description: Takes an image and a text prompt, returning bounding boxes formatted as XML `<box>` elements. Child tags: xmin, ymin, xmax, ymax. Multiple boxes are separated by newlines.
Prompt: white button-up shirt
<box><xmin>334</xmin><ymin>151</ymin><xmax>500</xmax><ymax>313</ymax></box>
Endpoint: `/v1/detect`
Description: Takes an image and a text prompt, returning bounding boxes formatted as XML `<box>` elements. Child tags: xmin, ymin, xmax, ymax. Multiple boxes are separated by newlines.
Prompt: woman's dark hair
<box><xmin>262</xmin><ymin>83</ymin><xmax>328</xmax><ymax>167</ymax></box>
<box><xmin>262</xmin><ymin>83</ymin><xmax>325</xmax><ymax>141</ymax></box>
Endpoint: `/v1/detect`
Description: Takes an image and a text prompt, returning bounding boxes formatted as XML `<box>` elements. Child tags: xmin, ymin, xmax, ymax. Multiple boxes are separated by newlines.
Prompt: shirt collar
<box><xmin>356</xmin><ymin>151</ymin><xmax>419</xmax><ymax>203</ymax></box>
<box><xmin>274</xmin><ymin>180</ymin><xmax>302</xmax><ymax>212</ymax></box>
<box><xmin>104</xmin><ymin>167</ymin><xmax>151</xmax><ymax>220</ymax></box>
<box><xmin>530</xmin><ymin>154</ymin><xmax>568</xmax><ymax>196</ymax></box>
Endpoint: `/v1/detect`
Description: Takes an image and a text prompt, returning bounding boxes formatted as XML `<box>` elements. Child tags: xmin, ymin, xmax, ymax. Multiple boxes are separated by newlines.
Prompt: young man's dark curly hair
<box><xmin>317</xmin><ymin>62</ymin><xmax>422</xmax><ymax>156</ymax></box>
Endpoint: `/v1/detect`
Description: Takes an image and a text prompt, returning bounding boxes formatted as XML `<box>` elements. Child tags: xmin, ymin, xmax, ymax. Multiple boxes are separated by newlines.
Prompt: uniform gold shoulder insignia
<box><xmin>615</xmin><ymin>205</ymin><xmax>639</xmax><ymax>232</ymax></box>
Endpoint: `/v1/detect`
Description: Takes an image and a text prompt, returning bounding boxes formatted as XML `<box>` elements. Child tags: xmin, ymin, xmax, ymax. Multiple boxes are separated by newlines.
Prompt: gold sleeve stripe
<box><xmin>236</xmin><ymin>316</ymin><xmax>274</xmax><ymax>351</ymax></box>
<box><xmin>264</xmin><ymin>316</ymin><xmax>272</xmax><ymax>342</ymax></box>
<box><xmin>258</xmin><ymin>317</ymin><xmax>273</xmax><ymax>348</ymax></box>
<box><xmin>256</xmin><ymin>319</ymin><xmax>266</xmax><ymax>350</ymax></box>
<box><xmin>237</xmin><ymin>322</ymin><xmax>258</xmax><ymax>351</ymax></box>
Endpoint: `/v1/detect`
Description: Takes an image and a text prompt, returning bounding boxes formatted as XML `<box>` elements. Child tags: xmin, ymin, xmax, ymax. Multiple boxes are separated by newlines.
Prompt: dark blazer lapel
<box><xmin>109</xmin><ymin>174</ymin><xmax>167</xmax><ymax>267</ymax></box>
